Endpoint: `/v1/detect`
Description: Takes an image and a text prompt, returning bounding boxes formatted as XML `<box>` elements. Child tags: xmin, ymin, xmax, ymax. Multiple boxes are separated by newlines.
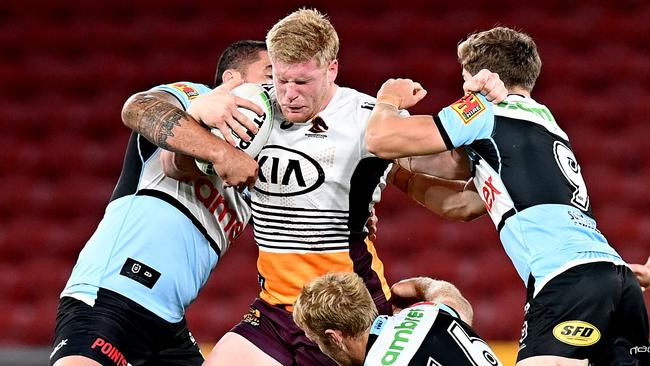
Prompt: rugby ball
<box><xmin>196</xmin><ymin>83</ymin><xmax>273</xmax><ymax>175</ymax></box>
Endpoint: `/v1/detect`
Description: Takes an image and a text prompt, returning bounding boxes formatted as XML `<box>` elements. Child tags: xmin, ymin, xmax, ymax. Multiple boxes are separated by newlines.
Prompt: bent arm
<box><xmin>410</xmin><ymin>174</ymin><xmax>485</xmax><ymax>222</ymax></box>
<box><xmin>160</xmin><ymin>150</ymin><xmax>203</xmax><ymax>182</ymax></box>
<box><xmin>121</xmin><ymin>90</ymin><xmax>232</xmax><ymax>163</ymax></box>
<box><xmin>391</xmin><ymin>277</ymin><xmax>474</xmax><ymax>325</ymax></box>
<box><xmin>121</xmin><ymin>90</ymin><xmax>232</xmax><ymax>180</ymax></box>
<box><xmin>366</xmin><ymin>104</ymin><xmax>449</xmax><ymax>160</ymax></box>
<box><xmin>389</xmin><ymin>153</ymin><xmax>486</xmax><ymax>222</ymax></box>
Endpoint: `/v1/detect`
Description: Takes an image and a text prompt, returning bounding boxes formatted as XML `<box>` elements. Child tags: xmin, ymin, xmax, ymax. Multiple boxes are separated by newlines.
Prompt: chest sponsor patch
<box><xmin>255</xmin><ymin>145</ymin><xmax>325</xmax><ymax>197</ymax></box>
<box><xmin>552</xmin><ymin>320</ymin><xmax>601</xmax><ymax>346</ymax></box>
<box><xmin>450</xmin><ymin>93</ymin><xmax>486</xmax><ymax>124</ymax></box>
<box><xmin>170</xmin><ymin>83</ymin><xmax>199</xmax><ymax>100</ymax></box>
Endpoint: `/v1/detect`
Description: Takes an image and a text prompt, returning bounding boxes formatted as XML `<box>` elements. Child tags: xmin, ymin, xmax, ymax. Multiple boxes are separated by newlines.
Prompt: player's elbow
<box><xmin>160</xmin><ymin>151</ymin><xmax>179</xmax><ymax>178</ymax></box>
<box><xmin>424</xmin><ymin>279</ymin><xmax>474</xmax><ymax>325</ymax></box>
<box><xmin>365</xmin><ymin>131</ymin><xmax>399</xmax><ymax>160</ymax></box>
<box><xmin>438</xmin><ymin>200</ymin><xmax>486</xmax><ymax>222</ymax></box>
<box><xmin>121</xmin><ymin>92</ymin><xmax>149</xmax><ymax>130</ymax></box>
<box><xmin>453</xmin><ymin>208</ymin><xmax>485</xmax><ymax>222</ymax></box>
<box><xmin>444</xmin><ymin>192</ymin><xmax>486</xmax><ymax>222</ymax></box>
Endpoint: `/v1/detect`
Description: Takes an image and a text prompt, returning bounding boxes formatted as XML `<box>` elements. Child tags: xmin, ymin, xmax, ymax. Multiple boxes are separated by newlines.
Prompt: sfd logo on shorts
<box><xmin>552</xmin><ymin>320</ymin><xmax>600</xmax><ymax>346</ymax></box>
<box><xmin>450</xmin><ymin>93</ymin><xmax>486</xmax><ymax>124</ymax></box>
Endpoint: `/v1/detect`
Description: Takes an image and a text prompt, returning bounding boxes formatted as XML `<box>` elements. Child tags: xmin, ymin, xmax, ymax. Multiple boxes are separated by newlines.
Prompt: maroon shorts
<box><xmin>230</xmin><ymin>298</ymin><xmax>337</xmax><ymax>366</ymax></box>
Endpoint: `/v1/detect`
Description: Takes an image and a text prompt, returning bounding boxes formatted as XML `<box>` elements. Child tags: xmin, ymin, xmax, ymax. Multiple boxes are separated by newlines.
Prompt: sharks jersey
<box><xmin>252</xmin><ymin>85</ymin><xmax>393</xmax><ymax>312</ymax></box>
<box><xmin>365</xmin><ymin>302</ymin><xmax>502</xmax><ymax>366</ymax></box>
<box><xmin>435</xmin><ymin>93</ymin><xmax>623</xmax><ymax>288</ymax></box>
<box><xmin>61</xmin><ymin>82</ymin><xmax>251</xmax><ymax>322</ymax></box>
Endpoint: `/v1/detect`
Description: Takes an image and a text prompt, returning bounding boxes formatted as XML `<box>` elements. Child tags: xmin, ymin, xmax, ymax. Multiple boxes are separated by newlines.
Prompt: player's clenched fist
<box><xmin>462</xmin><ymin>69</ymin><xmax>507</xmax><ymax>104</ymax></box>
<box><xmin>377</xmin><ymin>78</ymin><xmax>428</xmax><ymax>110</ymax></box>
<box><xmin>212</xmin><ymin>148</ymin><xmax>259</xmax><ymax>190</ymax></box>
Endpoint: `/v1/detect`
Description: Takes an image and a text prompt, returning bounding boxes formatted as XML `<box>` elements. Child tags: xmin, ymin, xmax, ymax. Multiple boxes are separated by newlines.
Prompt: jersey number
<box><xmin>553</xmin><ymin>141</ymin><xmax>590</xmax><ymax>211</ymax></box>
<box><xmin>448</xmin><ymin>321</ymin><xmax>502</xmax><ymax>366</ymax></box>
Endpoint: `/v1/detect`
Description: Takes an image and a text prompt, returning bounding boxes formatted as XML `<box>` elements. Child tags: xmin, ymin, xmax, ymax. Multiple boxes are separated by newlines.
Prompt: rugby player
<box><xmin>365</xmin><ymin>26</ymin><xmax>650</xmax><ymax>365</ymax></box>
<box><xmin>203</xmin><ymin>9</ymin><xmax>506</xmax><ymax>366</ymax></box>
<box><xmin>49</xmin><ymin>40</ymin><xmax>271</xmax><ymax>366</ymax></box>
<box><xmin>293</xmin><ymin>272</ymin><xmax>503</xmax><ymax>366</ymax></box>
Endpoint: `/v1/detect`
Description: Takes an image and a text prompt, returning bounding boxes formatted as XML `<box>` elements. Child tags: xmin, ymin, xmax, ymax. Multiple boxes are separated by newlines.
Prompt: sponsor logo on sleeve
<box><xmin>552</xmin><ymin>320</ymin><xmax>600</xmax><ymax>346</ymax></box>
<box><xmin>450</xmin><ymin>93</ymin><xmax>486</xmax><ymax>124</ymax></box>
<box><xmin>170</xmin><ymin>83</ymin><xmax>199</xmax><ymax>100</ymax></box>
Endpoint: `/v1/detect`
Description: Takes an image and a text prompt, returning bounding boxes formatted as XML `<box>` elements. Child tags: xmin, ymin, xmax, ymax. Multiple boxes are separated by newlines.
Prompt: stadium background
<box><xmin>1</xmin><ymin>1</ymin><xmax>649</xmax><ymax>365</ymax></box>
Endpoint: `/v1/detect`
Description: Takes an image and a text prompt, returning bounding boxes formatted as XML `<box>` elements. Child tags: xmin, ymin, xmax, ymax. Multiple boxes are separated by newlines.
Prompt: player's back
<box><xmin>251</xmin><ymin>85</ymin><xmax>392</xmax><ymax>313</ymax></box>
<box><xmin>436</xmin><ymin>93</ymin><xmax>623</xmax><ymax>286</ymax></box>
<box><xmin>62</xmin><ymin>82</ymin><xmax>251</xmax><ymax>322</ymax></box>
<box><xmin>365</xmin><ymin>303</ymin><xmax>503</xmax><ymax>365</ymax></box>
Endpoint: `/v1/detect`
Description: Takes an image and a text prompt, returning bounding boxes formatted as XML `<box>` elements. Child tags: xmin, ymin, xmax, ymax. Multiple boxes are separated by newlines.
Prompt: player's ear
<box><xmin>222</xmin><ymin>69</ymin><xmax>242</xmax><ymax>84</ymax></box>
<box><xmin>325</xmin><ymin>329</ymin><xmax>345</xmax><ymax>348</ymax></box>
<box><xmin>327</xmin><ymin>59</ymin><xmax>338</xmax><ymax>83</ymax></box>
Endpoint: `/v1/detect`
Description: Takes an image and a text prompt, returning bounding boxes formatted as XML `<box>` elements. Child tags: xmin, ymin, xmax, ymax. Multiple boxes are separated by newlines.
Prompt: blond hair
<box><xmin>293</xmin><ymin>272</ymin><xmax>377</xmax><ymax>345</ymax></box>
<box><xmin>457</xmin><ymin>26</ymin><xmax>541</xmax><ymax>91</ymax></box>
<box><xmin>266</xmin><ymin>8</ymin><xmax>339</xmax><ymax>67</ymax></box>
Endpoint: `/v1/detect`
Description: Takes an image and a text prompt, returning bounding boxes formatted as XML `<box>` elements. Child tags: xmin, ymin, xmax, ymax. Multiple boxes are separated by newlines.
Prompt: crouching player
<box><xmin>293</xmin><ymin>272</ymin><xmax>503</xmax><ymax>366</ymax></box>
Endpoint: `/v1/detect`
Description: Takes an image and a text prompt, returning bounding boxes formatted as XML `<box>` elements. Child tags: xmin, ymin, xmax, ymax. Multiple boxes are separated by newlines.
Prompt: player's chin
<box><xmin>281</xmin><ymin>108</ymin><xmax>310</xmax><ymax>123</ymax></box>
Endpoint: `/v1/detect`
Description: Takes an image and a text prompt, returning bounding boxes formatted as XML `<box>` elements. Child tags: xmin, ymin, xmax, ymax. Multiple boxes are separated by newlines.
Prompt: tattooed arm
<box><xmin>121</xmin><ymin>89</ymin><xmax>259</xmax><ymax>188</ymax></box>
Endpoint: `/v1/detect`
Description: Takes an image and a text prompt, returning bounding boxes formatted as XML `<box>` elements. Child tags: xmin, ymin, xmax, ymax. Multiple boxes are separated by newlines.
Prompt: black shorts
<box><xmin>517</xmin><ymin>261</ymin><xmax>650</xmax><ymax>365</ymax></box>
<box><xmin>49</xmin><ymin>288</ymin><xmax>203</xmax><ymax>366</ymax></box>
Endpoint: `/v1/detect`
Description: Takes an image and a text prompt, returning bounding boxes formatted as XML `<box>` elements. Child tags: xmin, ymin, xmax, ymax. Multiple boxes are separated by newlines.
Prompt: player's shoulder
<box><xmin>336</xmin><ymin>86</ymin><xmax>377</xmax><ymax>110</ymax></box>
<box><xmin>152</xmin><ymin>81</ymin><xmax>211</xmax><ymax>95</ymax></box>
<box><xmin>150</xmin><ymin>81</ymin><xmax>211</xmax><ymax>108</ymax></box>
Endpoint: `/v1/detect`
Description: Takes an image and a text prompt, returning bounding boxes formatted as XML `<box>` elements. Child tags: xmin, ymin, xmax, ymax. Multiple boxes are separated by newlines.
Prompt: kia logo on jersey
<box><xmin>254</xmin><ymin>145</ymin><xmax>325</xmax><ymax>196</ymax></box>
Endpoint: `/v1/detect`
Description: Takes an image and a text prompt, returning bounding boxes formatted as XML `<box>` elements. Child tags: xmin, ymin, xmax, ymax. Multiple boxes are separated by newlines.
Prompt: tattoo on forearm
<box><xmin>128</xmin><ymin>96</ymin><xmax>188</xmax><ymax>150</ymax></box>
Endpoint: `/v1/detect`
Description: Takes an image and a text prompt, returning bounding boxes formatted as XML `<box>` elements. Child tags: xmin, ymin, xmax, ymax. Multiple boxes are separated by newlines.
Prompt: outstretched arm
<box><xmin>366</xmin><ymin>70</ymin><xmax>506</xmax><ymax>160</ymax></box>
<box><xmin>366</xmin><ymin>83</ymin><xmax>445</xmax><ymax>160</ymax></box>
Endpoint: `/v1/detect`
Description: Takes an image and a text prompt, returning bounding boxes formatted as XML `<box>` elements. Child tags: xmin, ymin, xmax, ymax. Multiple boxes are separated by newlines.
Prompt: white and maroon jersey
<box><xmin>252</xmin><ymin>85</ymin><xmax>394</xmax><ymax>313</ymax></box>
<box><xmin>61</xmin><ymin>82</ymin><xmax>251</xmax><ymax>322</ymax></box>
